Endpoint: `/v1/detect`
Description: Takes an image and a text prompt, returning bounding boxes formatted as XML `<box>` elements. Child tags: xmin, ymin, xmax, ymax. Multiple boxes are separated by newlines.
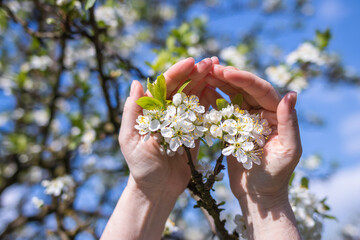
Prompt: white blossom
<box><xmin>289</xmin><ymin>185</ymin><xmax>328</xmax><ymax>240</ymax></box>
<box><xmin>32</xmin><ymin>109</ymin><xmax>49</xmax><ymax>126</ymax></box>
<box><xmin>29</xmin><ymin>55</ymin><xmax>53</xmax><ymax>70</ymax></box>
<box><xmin>286</xmin><ymin>42</ymin><xmax>326</xmax><ymax>66</ymax></box>
<box><xmin>265</xmin><ymin>65</ymin><xmax>291</xmax><ymax>87</ymax></box>
<box><xmin>31</xmin><ymin>197</ymin><xmax>44</xmax><ymax>209</ymax></box>
<box><xmin>220</xmin><ymin>46</ymin><xmax>247</xmax><ymax>69</ymax></box>
<box><xmin>42</xmin><ymin>175</ymin><xmax>75</xmax><ymax>200</ymax></box>
<box><xmin>234</xmin><ymin>214</ymin><xmax>247</xmax><ymax>239</ymax></box>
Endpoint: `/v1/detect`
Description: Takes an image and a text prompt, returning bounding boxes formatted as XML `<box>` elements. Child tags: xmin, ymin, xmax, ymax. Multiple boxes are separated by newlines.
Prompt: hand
<box><xmin>205</xmin><ymin>62</ymin><xmax>302</xmax><ymax>239</ymax></box>
<box><xmin>102</xmin><ymin>57</ymin><xmax>217</xmax><ymax>240</ymax></box>
<box><xmin>119</xmin><ymin>57</ymin><xmax>216</xmax><ymax>200</ymax></box>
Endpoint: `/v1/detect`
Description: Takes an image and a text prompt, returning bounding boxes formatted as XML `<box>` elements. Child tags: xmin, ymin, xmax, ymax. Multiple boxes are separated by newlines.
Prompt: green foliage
<box><xmin>300</xmin><ymin>176</ymin><xmax>309</xmax><ymax>189</ymax></box>
<box><xmin>315</xmin><ymin>29</ymin><xmax>332</xmax><ymax>50</ymax></box>
<box><xmin>231</xmin><ymin>93</ymin><xmax>243</xmax><ymax>107</ymax></box>
<box><xmin>177</xmin><ymin>79</ymin><xmax>191</xmax><ymax>93</ymax></box>
<box><xmin>85</xmin><ymin>0</ymin><xmax>97</xmax><ymax>10</ymax></box>
<box><xmin>136</xmin><ymin>96</ymin><xmax>163</xmax><ymax>110</ymax></box>
<box><xmin>216</xmin><ymin>98</ymin><xmax>229</xmax><ymax>110</ymax></box>
<box><xmin>289</xmin><ymin>172</ymin><xmax>295</xmax><ymax>186</ymax></box>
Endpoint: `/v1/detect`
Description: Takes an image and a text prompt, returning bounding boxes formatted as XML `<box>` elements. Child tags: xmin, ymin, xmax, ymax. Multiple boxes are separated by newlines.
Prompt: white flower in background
<box><xmin>288</xmin><ymin>76</ymin><xmax>308</xmax><ymax>93</ymax></box>
<box><xmin>342</xmin><ymin>223</ymin><xmax>360</xmax><ymax>239</ymax></box>
<box><xmin>159</xmin><ymin>5</ymin><xmax>176</xmax><ymax>20</ymax></box>
<box><xmin>31</xmin><ymin>197</ymin><xmax>44</xmax><ymax>209</ymax></box>
<box><xmin>286</xmin><ymin>42</ymin><xmax>326</xmax><ymax>66</ymax></box>
<box><xmin>187</xmin><ymin>46</ymin><xmax>204</xmax><ymax>58</ymax></box>
<box><xmin>29</xmin><ymin>55</ymin><xmax>53</xmax><ymax>70</ymax></box>
<box><xmin>220</xmin><ymin>46</ymin><xmax>247</xmax><ymax>69</ymax></box>
<box><xmin>95</xmin><ymin>6</ymin><xmax>118</xmax><ymax>28</ymax></box>
<box><xmin>301</xmin><ymin>155</ymin><xmax>322</xmax><ymax>170</ymax></box>
<box><xmin>32</xmin><ymin>109</ymin><xmax>49</xmax><ymax>126</ymax></box>
<box><xmin>42</xmin><ymin>175</ymin><xmax>75</xmax><ymax>200</ymax></box>
<box><xmin>265</xmin><ymin>65</ymin><xmax>291</xmax><ymax>87</ymax></box>
<box><xmin>234</xmin><ymin>214</ymin><xmax>247</xmax><ymax>239</ymax></box>
<box><xmin>56</xmin><ymin>0</ymin><xmax>72</xmax><ymax>5</ymax></box>
<box><xmin>0</xmin><ymin>76</ymin><xmax>14</xmax><ymax>95</ymax></box>
<box><xmin>164</xmin><ymin>219</ymin><xmax>180</xmax><ymax>235</ymax></box>
<box><xmin>81</xmin><ymin>129</ymin><xmax>96</xmax><ymax>145</ymax></box>
<box><xmin>0</xmin><ymin>113</ymin><xmax>8</xmax><ymax>127</ymax></box>
<box><xmin>289</xmin><ymin>185</ymin><xmax>327</xmax><ymax>240</ymax></box>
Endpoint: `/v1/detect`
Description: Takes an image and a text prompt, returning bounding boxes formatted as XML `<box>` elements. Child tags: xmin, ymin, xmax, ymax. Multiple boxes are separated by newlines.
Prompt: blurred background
<box><xmin>0</xmin><ymin>0</ymin><xmax>359</xmax><ymax>239</ymax></box>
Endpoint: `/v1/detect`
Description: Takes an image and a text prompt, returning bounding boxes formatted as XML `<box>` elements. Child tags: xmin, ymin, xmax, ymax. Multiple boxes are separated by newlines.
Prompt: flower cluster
<box><xmin>289</xmin><ymin>184</ymin><xmax>330</xmax><ymax>240</ymax></box>
<box><xmin>135</xmin><ymin>92</ymin><xmax>271</xmax><ymax>170</ymax></box>
<box><xmin>234</xmin><ymin>214</ymin><xmax>247</xmax><ymax>239</ymax></box>
<box><xmin>204</xmin><ymin>104</ymin><xmax>271</xmax><ymax>170</ymax></box>
<box><xmin>41</xmin><ymin>175</ymin><xmax>75</xmax><ymax>200</ymax></box>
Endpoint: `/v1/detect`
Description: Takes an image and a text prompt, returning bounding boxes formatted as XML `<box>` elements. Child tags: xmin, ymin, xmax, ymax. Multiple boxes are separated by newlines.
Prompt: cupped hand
<box><xmin>205</xmin><ymin>63</ymin><xmax>302</xmax><ymax>203</ymax></box>
<box><xmin>119</xmin><ymin>57</ymin><xmax>217</xmax><ymax>200</ymax></box>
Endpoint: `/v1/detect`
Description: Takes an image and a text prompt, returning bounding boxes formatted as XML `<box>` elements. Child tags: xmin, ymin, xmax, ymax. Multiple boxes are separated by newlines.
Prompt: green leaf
<box><xmin>177</xmin><ymin>79</ymin><xmax>191</xmax><ymax>93</ymax></box>
<box><xmin>216</xmin><ymin>98</ymin><xmax>229</xmax><ymax>110</ymax></box>
<box><xmin>231</xmin><ymin>93</ymin><xmax>243</xmax><ymax>107</ymax></box>
<box><xmin>288</xmin><ymin>172</ymin><xmax>295</xmax><ymax>186</ymax></box>
<box><xmin>300</xmin><ymin>177</ymin><xmax>309</xmax><ymax>189</ymax></box>
<box><xmin>315</xmin><ymin>29</ymin><xmax>332</xmax><ymax>50</ymax></box>
<box><xmin>85</xmin><ymin>0</ymin><xmax>96</xmax><ymax>10</ymax></box>
<box><xmin>136</xmin><ymin>97</ymin><xmax>163</xmax><ymax>110</ymax></box>
<box><xmin>147</xmin><ymin>78</ymin><xmax>155</xmax><ymax>97</ymax></box>
<box><xmin>153</xmin><ymin>73</ymin><xmax>167</xmax><ymax>104</ymax></box>
<box><xmin>322</xmin><ymin>214</ymin><xmax>337</xmax><ymax>220</ymax></box>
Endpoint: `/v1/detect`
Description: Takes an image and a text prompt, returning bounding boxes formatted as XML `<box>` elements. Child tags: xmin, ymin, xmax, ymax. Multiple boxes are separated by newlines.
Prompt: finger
<box><xmin>180</xmin><ymin>58</ymin><xmax>213</xmax><ymax>95</ymax></box>
<box><xmin>163</xmin><ymin>57</ymin><xmax>195</xmax><ymax>98</ymax></box>
<box><xmin>213</xmin><ymin>65</ymin><xmax>281</xmax><ymax>111</ymax></box>
<box><xmin>277</xmin><ymin>92</ymin><xmax>302</xmax><ymax>153</ymax></box>
<box><xmin>250</xmin><ymin>109</ymin><xmax>278</xmax><ymax>126</ymax></box>
<box><xmin>199</xmin><ymin>86</ymin><xmax>222</xmax><ymax>110</ymax></box>
<box><xmin>119</xmin><ymin>80</ymin><xmax>145</xmax><ymax>141</ymax></box>
<box><xmin>204</xmin><ymin>74</ymin><xmax>252</xmax><ymax>110</ymax></box>
<box><xmin>227</xmin><ymin>155</ymin><xmax>244</xmax><ymax>180</ymax></box>
<box><xmin>211</xmin><ymin>56</ymin><xmax>219</xmax><ymax>64</ymax></box>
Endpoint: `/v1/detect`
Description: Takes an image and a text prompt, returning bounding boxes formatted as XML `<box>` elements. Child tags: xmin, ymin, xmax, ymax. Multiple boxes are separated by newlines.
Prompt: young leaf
<box><xmin>177</xmin><ymin>79</ymin><xmax>191</xmax><ymax>93</ymax></box>
<box><xmin>85</xmin><ymin>0</ymin><xmax>96</xmax><ymax>10</ymax></box>
<box><xmin>216</xmin><ymin>98</ymin><xmax>229</xmax><ymax>110</ymax></box>
<box><xmin>231</xmin><ymin>93</ymin><xmax>243</xmax><ymax>107</ymax></box>
<box><xmin>300</xmin><ymin>177</ymin><xmax>309</xmax><ymax>189</ymax></box>
<box><xmin>136</xmin><ymin>97</ymin><xmax>163</xmax><ymax>110</ymax></box>
<box><xmin>147</xmin><ymin>78</ymin><xmax>155</xmax><ymax>97</ymax></box>
<box><xmin>153</xmin><ymin>73</ymin><xmax>167</xmax><ymax>104</ymax></box>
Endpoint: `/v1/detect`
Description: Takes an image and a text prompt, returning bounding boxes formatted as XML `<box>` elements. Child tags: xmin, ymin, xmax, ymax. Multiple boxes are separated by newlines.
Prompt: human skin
<box><xmin>205</xmin><ymin>62</ymin><xmax>302</xmax><ymax>240</ymax></box>
<box><xmin>100</xmin><ymin>57</ymin><xmax>221</xmax><ymax>240</ymax></box>
<box><xmin>101</xmin><ymin>57</ymin><xmax>302</xmax><ymax>240</ymax></box>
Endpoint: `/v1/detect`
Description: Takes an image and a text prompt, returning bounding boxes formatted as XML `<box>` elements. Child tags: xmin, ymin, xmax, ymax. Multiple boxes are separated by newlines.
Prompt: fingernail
<box><xmin>130</xmin><ymin>80</ymin><xmax>137</xmax><ymax>96</ymax></box>
<box><xmin>285</xmin><ymin>91</ymin><xmax>297</xmax><ymax>110</ymax></box>
<box><xmin>199</xmin><ymin>58</ymin><xmax>211</xmax><ymax>67</ymax></box>
<box><xmin>211</xmin><ymin>56</ymin><xmax>218</xmax><ymax>62</ymax></box>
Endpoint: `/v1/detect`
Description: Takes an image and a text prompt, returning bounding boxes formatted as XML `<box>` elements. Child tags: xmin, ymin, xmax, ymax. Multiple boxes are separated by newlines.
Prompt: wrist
<box><xmin>237</xmin><ymin>189</ymin><xmax>301</xmax><ymax>240</ymax></box>
<box><xmin>127</xmin><ymin>174</ymin><xmax>179</xmax><ymax>204</ymax></box>
<box><xmin>101</xmin><ymin>177</ymin><xmax>178</xmax><ymax>240</ymax></box>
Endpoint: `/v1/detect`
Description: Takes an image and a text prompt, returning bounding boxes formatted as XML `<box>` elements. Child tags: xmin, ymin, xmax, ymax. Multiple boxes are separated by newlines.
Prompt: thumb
<box><xmin>277</xmin><ymin>92</ymin><xmax>302</xmax><ymax>152</ymax></box>
<box><xmin>119</xmin><ymin>80</ymin><xmax>144</xmax><ymax>141</ymax></box>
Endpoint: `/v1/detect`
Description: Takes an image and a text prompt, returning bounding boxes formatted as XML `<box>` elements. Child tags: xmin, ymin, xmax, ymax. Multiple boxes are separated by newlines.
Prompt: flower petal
<box><xmin>169</xmin><ymin>137</ymin><xmax>181</xmax><ymax>152</ymax></box>
<box><xmin>161</xmin><ymin>128</ymin><xmax>174</xmax><ymax>138</ymax></box>
<box><xmin>222</xmin><ymin>146</ymin><xmax>235</xmax><ymax>156</ymax></box>
<box><xmin>149</xmin><ymin>120</ymin><xmax>160</xmax><ymax>131</ymax></box>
